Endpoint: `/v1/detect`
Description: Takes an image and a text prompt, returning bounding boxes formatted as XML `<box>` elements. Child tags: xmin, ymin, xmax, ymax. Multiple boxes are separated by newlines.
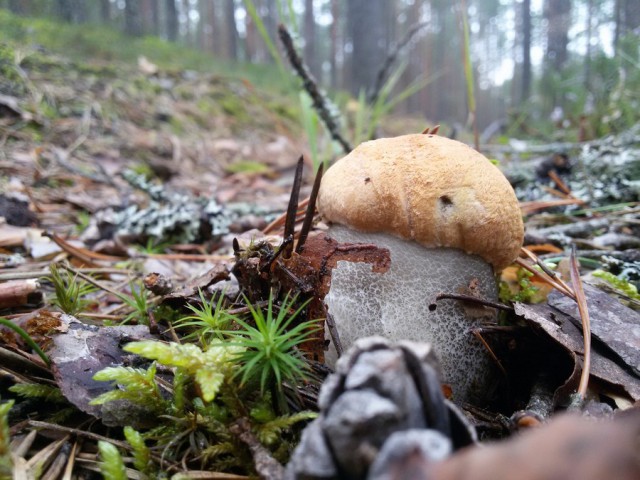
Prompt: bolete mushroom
<box><xmin>317</xmin><ymin>133</ymin><xmax>523</xmax><ymax>404</ymax></box>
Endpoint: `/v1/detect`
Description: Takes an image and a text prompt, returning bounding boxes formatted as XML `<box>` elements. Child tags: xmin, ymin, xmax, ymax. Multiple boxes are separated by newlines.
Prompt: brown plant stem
<box><xmin>277</xmin><ymin>24</ymin><xmax>352</xmax><ymax>154</ymax></box>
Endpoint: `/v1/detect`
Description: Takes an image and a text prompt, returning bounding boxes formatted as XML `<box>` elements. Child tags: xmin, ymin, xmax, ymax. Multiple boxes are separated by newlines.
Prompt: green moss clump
<box><xmin>593</xmin><ymin>270</ymin><xmax>640</xmax><ymax>301</ymax></box>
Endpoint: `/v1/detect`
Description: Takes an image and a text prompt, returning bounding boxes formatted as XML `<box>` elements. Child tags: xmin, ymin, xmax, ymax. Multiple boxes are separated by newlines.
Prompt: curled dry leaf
<box><xmin>515</xmin><ymin>302</ymin><xmax>640</xmax><ymax>403</ymax></box>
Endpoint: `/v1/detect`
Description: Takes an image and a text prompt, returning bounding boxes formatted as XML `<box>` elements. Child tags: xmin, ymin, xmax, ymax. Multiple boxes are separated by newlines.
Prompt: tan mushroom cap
<box><xmin>317</xmin><ymin>134</ymin><xmax>524</xmax><ymax>271</ymax></box>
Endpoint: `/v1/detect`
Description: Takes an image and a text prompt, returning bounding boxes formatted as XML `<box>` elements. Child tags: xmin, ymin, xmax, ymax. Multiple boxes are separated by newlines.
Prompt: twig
<box><xmin>260</xmin><ymin>235</ymin><xmax>293</xmax><ymax>273</ymax></box>
<box><xmin>520</xmin><ymin>247</ymin><xmax>574</xmax><ymax>295</ymax></box>
<box><xmin>229</xmin><ymin>418</ymin><xmax>284</xmax><ymax>480</ymax></box>
<box><xmin>277</xmin><ymin>24</ymin><xmax>352</xmax><ymax>154</ymax></box>
<box><xmin>42</xmin><ymin>231</ymin><xmax>124</xmax><ymax>264</ymax></box>
<box><xmin>537</xmin><ymin>249</ymin><xmax>636</xmax><ymax>261</ymax></box>
<box><xmin>540</xmin><ymin>185</ymin><xmax>574</xmax><ymax>200</ymax></box>
<box><xmin>472</xmin><ymin>329</ymin><xmax>507</xmax><ymax>377</ymax></box>
<box><xmin>58</xmin><ymin>262</ymin><xmax>123</xmax><ymax>299</ymax></box>
<box><xmin>432</xmin><ymin>292</ymin><xmax>513</xmax><ymax>312</ymax></box>
<box><xmin>283</xmin><ymin>156</ymin><xmax>304</xmax><ymax>259</ymax></box>
<box><xmin>75</xmin><ymin>313</ymin><xmax>122</xmax><ymax>321</ymax></box>
<box><xmin>0</xmin><ymin>279</ymin><xmax>41</xmax><ymax>308</ymax></box>
<box><xmin>0</xmin><ymin>346</ymin><xmax>50</xmax><ymax>376</ymax></box>
<box><xmin>546</xmin><ymin>170</ymin><xmax>570</xmax><ymax>195</ymax></box>
<box><xmin>369</xmin><ymin>21</ymin><xmax>428</xmax><ymax>105</ymax></box>
<box><xmin>569</xmin><ymin>246</ymin><xmax>591</xmax><ymax>400</ymax></box>
<box><xmin>324</xmin><ymin>310</ymin><xmax>343</xmax><ymax>358</ymax></box>
<box><xmin>61</xmin><ymin>439</ymin><xmax>79</xmax><ymax>480</ymax></box>
<box><xmin>141</xmin><ymin>253</ymin><xmax>232</xmax><ymax>262</ymax></box>
<box><xmin>520</xmin><ymin>198</ymin><xmax>586</xmax><ymax>214</ymax></box>
<box><xmin>295</xmin><ymin>164</ymin><xmax>323</xmax><ymax>253</ymax></box>
<box><xmin>515</xmin><ymin>258</ymin><xmax>574</xmax><ymax>299</ymax></box>
<box><xmin>26</xmin><ymin>421</ymin><xmax>180</xmax><ymax>472</ymax></box>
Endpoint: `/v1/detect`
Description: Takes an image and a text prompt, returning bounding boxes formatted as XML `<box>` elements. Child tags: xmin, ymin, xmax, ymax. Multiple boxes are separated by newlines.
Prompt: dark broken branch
<box><xmin>431</xmin><ymin>292</ymin><xmax>514</xmax><ymax>312</ymax></box>
<box><xmin>230</xmin><ymin>418</ymin><xmax>285</xmax><ymax>480</ymax></box>
<box><xmin>368</xmin><ymin>21</ymin><xmax>428</xmax><ymax>105</ymax></box>
<box><xmin>283</xmin><ymin>156</ymin><xmax>304</xmax><ymax>259</ymax></box>
<box><xmin>277</xmin><ymin>24</ymin><xmax>352</xmax><ymax>154</ymax></box>
<box><xmin>295</xmin><ymin>163</ymin><xmax>324</xmax><ymax>254</ymax></box>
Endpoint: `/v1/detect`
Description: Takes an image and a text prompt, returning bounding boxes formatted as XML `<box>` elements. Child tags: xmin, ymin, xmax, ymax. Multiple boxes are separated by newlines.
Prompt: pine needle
<box><xmin>570</xmin><ymin>246</ymin><xmax>592</xmax><ymax>400</ymax></box>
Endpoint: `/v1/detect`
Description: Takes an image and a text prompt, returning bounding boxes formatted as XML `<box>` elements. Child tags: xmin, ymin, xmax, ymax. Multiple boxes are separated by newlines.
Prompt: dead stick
<box><xmin>58</xmin><ymin>263</ymin><xmax>123</xmax><ymax>299</ymax></box>
<box><xmin>570</xmin><ymin>246</ymin><xmax>591</xmax><ymax>400</ymax></box>
<box><xmin>229</xmin><ymin>418</ymin><xmax>284</xmax><ymax>480</ymax></box>
<box><xmin>433</xmin><ymin>292</ymin><xmax>513</xmax><ymax>312</ymax></box>
<box><xmin>369</xmin><ymin>21</ymin><xmax>428</xmax><ymax>104</ymax></box>
<box><xmin>296</xmin><ymin>163</ymin><xmax>324</xmax><ymax>253</ymax></box>
<box><xmin>0</xmin><ymin>279</ymin><xmax>41</xmax><ymax>308</ymax></box>
<box><xmin>278</xmin><ymin>24</ymin><xmax>352</xmax><ymax>154</ymax></box>
<box><xmin>283</xmin><ymin>157</ymin><xmax>304</xmax><ymax>259</ymax></box>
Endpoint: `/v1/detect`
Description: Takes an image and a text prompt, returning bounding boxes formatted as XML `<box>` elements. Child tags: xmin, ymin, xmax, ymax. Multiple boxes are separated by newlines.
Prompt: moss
<box><xmin>593</xmin><ymin>270</ymin><xmax>640</xmax><ymax>300</ymax></box>
<box><xmin>218</xmin><ymin>94</ymin><xmax>249</xmax><ymax>122</ymax></box>
<box><xmin>168</xmin><ymin>116</ymin><xmax>185</xmax><ymax>135</ymax></box>
<box><xmin>268</xmin><ymin>100</ymin><xmax>299</xmax><ymax>122</ymax></box>
<box><xmin>225</xmin><ymin>161</ymin><xmax>270</xmax><ymax>175</ymax></box>
<box><xmin>37</xmin><ymin>99</ymin><xmax>58</xmax><ymax>120</ymax></box>
<box><xmin>196</xmin><ymin>98</ymin><xmax>218</xmax><ymax>116</ymax></box>
<box><xmin>19</xmin><ymin>123</ymin><xmax>44</xmax><ymax>142</ymax></box>
<box><xmin>0</xmin><ymin>43</ymin><xmax>28</xmax><ymax>97</ymax></box>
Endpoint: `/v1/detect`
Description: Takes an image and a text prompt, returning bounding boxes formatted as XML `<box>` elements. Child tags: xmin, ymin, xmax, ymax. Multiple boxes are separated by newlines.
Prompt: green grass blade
<box><xmin>0</xmin><ymin>317</ymin><xmax>50</xmax><ymax>366</ymax></box>
<box><xmin>243</xmin><ymin>0</ymin><xmax>287</xmax><ymax>78</ymax></box>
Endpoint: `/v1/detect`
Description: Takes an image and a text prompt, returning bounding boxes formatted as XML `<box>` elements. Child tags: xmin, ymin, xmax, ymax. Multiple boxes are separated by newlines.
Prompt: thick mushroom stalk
<box><xmin>317</xmin><ymin>134</ymin><xmax>524</xmax><ymax>404</ymax></box>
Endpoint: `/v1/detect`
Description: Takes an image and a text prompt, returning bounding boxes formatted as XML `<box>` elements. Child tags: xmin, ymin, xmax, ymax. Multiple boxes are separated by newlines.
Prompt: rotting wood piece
<box><xmin>232</xmin><ymin>232</ymin><xmax>391</xmax><ymax>362</ymax></box>
<box><xmin>0</xmin><ymin>279</ymin><xmax>42</xmax><ymax>308</ymax></box>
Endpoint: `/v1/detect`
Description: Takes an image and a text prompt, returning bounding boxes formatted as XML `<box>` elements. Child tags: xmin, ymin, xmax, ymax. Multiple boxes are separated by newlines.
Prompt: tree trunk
<box><xmin>245</xmin><ymin>5</ymin><xmax>257</xmax><ymax>61</ymax></box>
<box><xmin>151</xmin><ymin>0</ymin><xmax>160</xmax><ymax>36</ymax></box>
<box><xmin>614</xmin><ymin>0</ymin><xmax>621</xmax><ymax>51</ymax></box>
<box><xmin>199</xmin><ymin>0</ymin><xmax>211</xmax><ymax>50</ymax></box>
<box><xmin>623</xmin><ymin>0</ymin><xmax>640</xmax><ymax>30</ymax></box>
<box><xmin>75</xmin><ymin>0</ymin><xmax>87</xmax><ymax>22</ymax></box>
<box><xmin>56</xmin><ymin>0</ymin><xmax>73</xmax><ymax>22</ymax></box>
<box><xmin>521</xmin><ymin>0</ymin><xmax>532</xmax><ymax>102</ymax></box>
<box><xmin>182</xmin><ymin>0</ymin><xmax>193</xmax><ymax>45</ymax></box>
<box><xmin>584</xmin><ymin>0</ymin><xmax>593</xmax><ymax>90</ymax></box>
<box><xmin>544</xmin><ymin>0</ymin><xmax>571</xmax><ymax>70</ymax></box>
<box><xmin>329</xmin><ymin>0</ymin><xmax>339</xmax><ymax>88</ymax></box>
<box><xmin>124</xmin><ymin>0</ymin><xmax>143</xmax><ymax>37</ymax></box>
<box><xmin>140</xmin><ymin>0</ymin><xmax>157</xmax><ymax>35</ymax></box>
<box><xmin>347</xmin><ymin>0</ymin><xmax>386</xmax><ymax>95</ymax></box>
<box><xmin>407</xmin><ymin>0</ymin><xmax>426</xmax><ymax>115</ymax></box>
<box><xmin>303</xmin><ymin>0</ymin><xmax>319</xmax><ymax>79</ymax></box>
<box><xmin>225</xmin><ymin>0</ymin><xmax>239</xmax><ymax>60</ymax></box>
<box><xmin>99</xmin><ymin>0</ymin><xmax>110</xmax><ymax>22</ymax></box>
<box><xmin>263</xmin><ymin>0</ymin><xmax>278</xmax><ymax>63</ymax></box>
<box><xmin>615</xmin><ymin>0</ymin><xmax>640</xmax><ymax>53</ymax></box>
<box><xmin>8</xmin><ymin>0</ymin><xmax>26</xmax><ymax>15</ymax></box>
<box><xmin>166</xmin><ymin>0</ymin><xmax>178</xmax><ymax>41</ymax></box>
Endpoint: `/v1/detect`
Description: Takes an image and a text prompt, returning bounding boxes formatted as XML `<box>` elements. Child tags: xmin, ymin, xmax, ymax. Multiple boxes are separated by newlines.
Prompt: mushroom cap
<box><xmin>317</xmin><ymin>134</ymin><xmax>524</xmax><ymax>271</ymax></box>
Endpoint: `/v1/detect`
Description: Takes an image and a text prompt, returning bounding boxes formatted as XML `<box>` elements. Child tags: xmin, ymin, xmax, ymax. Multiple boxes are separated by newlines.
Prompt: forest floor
<box><xmin>1</xmin><ymin>18</ymin><xmax>640</xmax><ymax>480</ymax></box>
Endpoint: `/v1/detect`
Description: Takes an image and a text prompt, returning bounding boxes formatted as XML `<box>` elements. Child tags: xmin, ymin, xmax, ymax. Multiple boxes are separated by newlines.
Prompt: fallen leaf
<box><xmin>515</xmin><ymin>302</ymin><xmax>640</xmax><ymax>401</ymax></box>
<box><xmin>48</xmin><ymin>315</ymin><xmax>156</xmax><ymax>424</ymax></box>
<box><xmin>548</xmin><ymin>284</ymin><xmax>640</xmax><ymax>376</ymax></box>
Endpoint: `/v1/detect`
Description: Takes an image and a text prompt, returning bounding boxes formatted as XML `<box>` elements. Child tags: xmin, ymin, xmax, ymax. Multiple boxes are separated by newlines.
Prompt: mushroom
<box><xmin>317</xmin><ymin>133</ymin><xmax>524</xmax><ymax>404</ymax></box>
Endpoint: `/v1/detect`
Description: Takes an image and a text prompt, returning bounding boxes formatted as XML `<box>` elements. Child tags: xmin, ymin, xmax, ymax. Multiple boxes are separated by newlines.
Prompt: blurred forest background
<box><xmin>1</xmin><ymin>0</ymin><xmax>639</xmax><ymax>142</ymax></box>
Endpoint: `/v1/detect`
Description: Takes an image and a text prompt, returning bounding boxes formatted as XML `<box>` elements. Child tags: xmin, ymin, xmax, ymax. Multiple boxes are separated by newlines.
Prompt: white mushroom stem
<box><xmin>324</xmin><ymin>225</ymin><xmax>499</xmax><ymax>404</ymax></box>
<box><xmin>317</xmin><ymin>134</ymin><xmax>524</xmax><ymax>404</ymax></box>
